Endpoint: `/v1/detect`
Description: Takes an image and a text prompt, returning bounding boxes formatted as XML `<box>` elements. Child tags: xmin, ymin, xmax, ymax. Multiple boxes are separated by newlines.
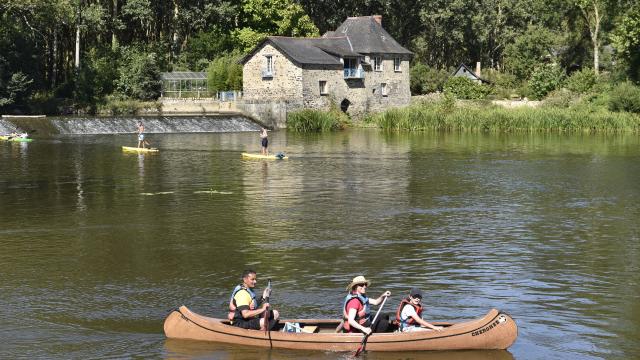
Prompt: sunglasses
<box><xmin>357</xmin><ymin>283</ymin><xmax>368</xmax><ymax>288</ymax></box>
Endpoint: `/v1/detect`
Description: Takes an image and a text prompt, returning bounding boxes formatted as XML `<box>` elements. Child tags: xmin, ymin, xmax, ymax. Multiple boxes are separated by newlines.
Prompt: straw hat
<box><xmin>346</xmin><ymin>275</ymin><xmax>371</xmax><ymax>291</ymax></box>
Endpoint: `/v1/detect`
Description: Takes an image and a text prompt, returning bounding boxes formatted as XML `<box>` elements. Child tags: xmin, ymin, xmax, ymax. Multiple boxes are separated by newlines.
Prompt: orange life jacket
<box><xmin>394</xmin><ymin>298</ymin><xmax>423</xmax><ymax>329</ymax></box>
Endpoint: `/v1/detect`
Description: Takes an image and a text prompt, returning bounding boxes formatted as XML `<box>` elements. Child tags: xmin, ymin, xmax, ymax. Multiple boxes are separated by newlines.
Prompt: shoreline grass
<box><xmin>366</xmin><ymin>102</ymin><xmax>640</xmax><ymax>133</ymax></box>
<box><xmin>286</xmin><ymin>108</ymin><xmax>349</xmax><ymax>132</ymax></box>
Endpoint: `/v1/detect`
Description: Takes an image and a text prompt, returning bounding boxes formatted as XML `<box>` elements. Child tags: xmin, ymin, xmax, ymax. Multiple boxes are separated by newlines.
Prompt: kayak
<box><xmin>164</xmin><ymin>306</ymin><xmax>517</xmax><ymax>352</ymax></box>
<box><xmin>0</xmin><ymin>136</ymin><xmax>33</xmax><ymax>142</ymax></box>
<box><xmin>241</xmin><ymin>152</ymin><xmax>288</xmax><ymax>160</ymax></box>
<box><xmin>122</xmin><ymin>146</ymin><xmax>159</xmax><ymax>153</ymax></box>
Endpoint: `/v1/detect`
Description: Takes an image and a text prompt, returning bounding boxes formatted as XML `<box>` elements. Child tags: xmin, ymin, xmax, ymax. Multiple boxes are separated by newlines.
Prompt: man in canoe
<box><xmin>343</xmin><ymin>275</ymin><xmax>392</xmax><ymax>335</ymax></box>
<box><xmin>394</xmin><ymin>287</ymin><xmax>443</xmax><ymax>332</ymax></box>
<box><xmin>259</xmin><ymin>127</ymin><xmax>268</xmax><ymax>155</ymax></box>
<box><xmin>228</xmin><ymin>269</ymin><xmax>279</xmax><ymax>331</ymax></box>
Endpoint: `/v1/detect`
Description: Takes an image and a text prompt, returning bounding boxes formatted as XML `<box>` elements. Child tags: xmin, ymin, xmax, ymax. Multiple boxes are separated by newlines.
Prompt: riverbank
<box><xmin>363</xmin><ymin>98</ymin><xmax>640</xmax><ymax>133</ymax></box>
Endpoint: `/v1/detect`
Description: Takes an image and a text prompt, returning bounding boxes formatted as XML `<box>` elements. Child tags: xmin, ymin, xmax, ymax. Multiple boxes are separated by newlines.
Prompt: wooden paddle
<box><xmin>354</xmin><ymin>295</ymin><xmax>388</xmax><ymax>357</ymax></box>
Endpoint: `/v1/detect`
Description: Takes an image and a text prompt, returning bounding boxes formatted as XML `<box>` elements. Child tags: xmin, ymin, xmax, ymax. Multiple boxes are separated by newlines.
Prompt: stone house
<box><xmin>239</xmin><ymin>16</ymin><xmax>412</xmax><ymax>122</ymax></box>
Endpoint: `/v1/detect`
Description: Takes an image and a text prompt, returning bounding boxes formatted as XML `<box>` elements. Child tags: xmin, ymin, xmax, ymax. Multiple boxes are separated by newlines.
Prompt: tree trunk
<box><xmin>75</xmin><ymin>25</ymin><xmax>80</xmax><ymax>69</ymax></box>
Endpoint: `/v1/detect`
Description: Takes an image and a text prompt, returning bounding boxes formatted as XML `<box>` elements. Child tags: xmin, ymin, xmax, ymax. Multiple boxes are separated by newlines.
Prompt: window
<box><xmin>319</xmin><ymin>80</ymin><xmax>328</xmax><ymax>95</ymax></box>
<box><xmin>373</xmin><ymin>56</ymin><xmax>382</xmax><ymax>71</ymax></box>
<box><xmin>263</xmin><ymin>55</ymin><xmax>274</xmax><ymax>78</ymax></box>
<box><xmin>394</xmin><ymin>57</ymin><xmax>401</xmax><ymax>72</ymax></box>
<box><xmin>381</xmin><ymin>83</ymin><xmax>388</xmax><ymax>96</ymax></box>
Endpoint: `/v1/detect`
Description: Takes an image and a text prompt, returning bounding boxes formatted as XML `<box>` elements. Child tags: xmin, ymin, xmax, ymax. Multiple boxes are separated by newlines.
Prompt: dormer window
<box><xmin>373</xmin><ymin>56</ymin><xmax>382</xmax><ymax>71</ymax></box>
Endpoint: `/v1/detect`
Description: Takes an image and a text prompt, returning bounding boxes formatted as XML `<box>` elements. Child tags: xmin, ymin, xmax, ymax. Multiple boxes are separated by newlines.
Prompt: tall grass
<box><xmin>368</xmin><ymin>102</ymin><xmax>640</xmax><ymax>133</ymax></box>
<box><xmin>286</xmin><ymin>108</ymin><xmax>348</xmax><ymax>132</ymax></box>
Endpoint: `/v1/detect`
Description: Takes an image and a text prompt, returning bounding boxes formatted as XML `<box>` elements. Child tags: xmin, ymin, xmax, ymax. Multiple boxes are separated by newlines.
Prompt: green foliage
<box><xmin>503</xmin><ymin>25</ymin><xmax>557</xmax><ymax>79</ymax></box>
<box><xmin>610</xmin><ymin>8</ymin><xmax>640</xmax><ymax>82</ymax></box>
<box><xmin>0</xmin><ymin>72</ymin><xmax>32</xmax><ymax>108</ymax></box>
<box><xmin>608</xmin><ymin>82</ymin><xmax>640</xmax><ymax>113</ymax></box>
<box><xmin>178</xmin><ymin>29</ymin><xmax>234</xmax><ymax>71</ymax></box>
<box><xmin>410</xmin><ymin>63</ymin><xmax>449</xmax><ymax>95</ymax></box>
<box><xmin>233</xmin><ymin>0</ymin><xmax>319</xmax><ymax>52</ymax></box>
<box><xmin>286</xmin><ymin>106</ymin><xmax>348</xmax><ymax>132</ymax></box>
<box><xmin>566</xmin><ymin>68</ymin><xmax>597</xmax><ymax>94</ymax></box>
<box><xmin>116</xmin><ymin>49</ymin><xmax>161</xmax><ymax>101</ymax></box>
<box><xmin>99</xmin><ymin>95</ymin><xmax>160</xmax><ymax>115</ymax></box>
<box><xmin>207</xmin><ymin>53</ymin><xmax>243</xmax><ymax>94</ymax></box>
<box><xmin>529</xmin><ymin>64</ymin><xmax>565</xmax><ymax>100</ymax></box>
<box><xmin>443</xmin><ymin>77</ymin><xmax>491</xmax><ymax>100</ymax></box>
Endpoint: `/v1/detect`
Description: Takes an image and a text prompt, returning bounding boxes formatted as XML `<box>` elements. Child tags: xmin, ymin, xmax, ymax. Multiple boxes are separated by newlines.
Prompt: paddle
<box><xmin>263</xmin><ymin>279</ymin><xmax>272</xmax><ymax>331</ymax></box>
<box><xmin>354</xmin><ymin>295</ymin><xmax>388</xmax><ymax>357</ymax></box>
<box><xmin>263</xmin><ymin>279</ymin><xmax>273</xmax><ymax>348</ymax></box>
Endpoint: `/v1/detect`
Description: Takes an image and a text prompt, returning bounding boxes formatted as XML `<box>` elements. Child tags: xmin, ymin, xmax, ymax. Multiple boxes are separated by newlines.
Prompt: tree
<box><xmin>233</xmin><ymin>0</ymin><xmax>319</xmax><ymax>52</ymax></box>
<box><xmin>116</xmin><ymin>48</ymin><xmax>161</xmax><ymax>100</ymax></box>
<box><xmin>610</xmin><ymin>7</ymin><xmax>640</xmax><ymax>81</ymax></box>
<box><xmin>575</xmin><ymin>0</ymin><xmax>605</xmax><ymax>75</ymax></box>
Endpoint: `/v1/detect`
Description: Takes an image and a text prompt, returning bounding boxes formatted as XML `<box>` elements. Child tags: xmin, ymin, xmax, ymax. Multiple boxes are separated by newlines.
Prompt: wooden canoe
<box><xmin>164</xmin><ymin>306</ymin><xmax>517</xmax><ymax>352</ymax></box>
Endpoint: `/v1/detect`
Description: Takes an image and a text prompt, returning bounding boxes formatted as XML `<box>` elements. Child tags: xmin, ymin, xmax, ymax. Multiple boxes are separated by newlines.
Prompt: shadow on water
<box><xmin>163</xmin><ymin>339</ymin><xmax>515</xmax><ymax>360</ymax></box>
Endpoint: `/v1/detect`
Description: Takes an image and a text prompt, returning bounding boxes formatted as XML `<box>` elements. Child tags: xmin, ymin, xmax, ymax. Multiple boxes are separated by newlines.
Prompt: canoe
<box><xmin>164</xmin><ymin>306</ymin><xmax>518</xmax><ymax>352</ymax></box>
<box><xmin>0</xmin><ymin>136</ymin><xmax>33</xmax><ymax>142</ymax></box>
<box><xmin>241</xmin><ymin>152</ymin><xmax>288</xmax><ymax>160</ymax></box>
<box><xmin>122</xmin><ymin>146</ymin><xmax>159</xmax><ymax>153</ymax></box>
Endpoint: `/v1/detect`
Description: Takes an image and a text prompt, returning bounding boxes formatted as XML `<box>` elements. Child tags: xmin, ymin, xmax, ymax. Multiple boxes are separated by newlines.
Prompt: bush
<box><xmin>566</xmin><ymin>68</ymin><xmax>597</xmax><ymax>94</ymax></box>
<box><xmin>543</xmin><ymin>89</ymin><xmax>580</xmax><ymax>108</ymax></box>
<box><xmin>608</xmin><ymin>82</ymin><xmax>640</xmax><ymax>113</ymax></box>
<box><xmin>529</xmin><ymin>64</ymin><xmax>565</xmax><ymax>100</ymax></box>
<box><xmin>286</xmin><ymin>107</ymin><xmax>348</xmax><ymax>132</ymax></box>
<box><xmin>410</xmin><ymin>63</ymin><xmax>449</xmax><ymax>94</ymax></box>
<box><xmin>207</xmin><ymin>52</ymin><xmax>243</xmax><ymax>94</ymax></box>
<box><xmin>443</xmin><ymin>76</ymin><xmax>492</xmax><ymax>99</ymax></box>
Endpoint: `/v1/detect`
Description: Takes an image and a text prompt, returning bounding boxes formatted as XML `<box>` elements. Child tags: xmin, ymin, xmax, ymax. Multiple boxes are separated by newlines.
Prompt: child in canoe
<box><xmin>394</xmin><ymin>288</ymin><xmax>444</xmax><ymax>332</ymax></box>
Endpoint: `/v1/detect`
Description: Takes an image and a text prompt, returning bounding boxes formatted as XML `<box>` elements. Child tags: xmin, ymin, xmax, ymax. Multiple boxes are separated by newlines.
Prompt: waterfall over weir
<box><xmin>3</xmin><ymin>115</ymin><xmax>262</xmax><ymax>135</ymax></box>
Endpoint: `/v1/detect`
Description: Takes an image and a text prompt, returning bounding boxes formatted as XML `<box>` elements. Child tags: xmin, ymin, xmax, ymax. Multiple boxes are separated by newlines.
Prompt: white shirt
<box><xmin>401</xmin><ymin>304</ymin><xmax>419</xmax><ymax>322</ymax></box>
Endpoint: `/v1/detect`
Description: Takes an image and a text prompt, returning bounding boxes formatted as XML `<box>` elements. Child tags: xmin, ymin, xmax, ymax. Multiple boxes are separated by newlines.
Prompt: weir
<box><xmin>1</xmin><ymin>115</ymin><xmax>262</xmax><ymax>135</ymax></box>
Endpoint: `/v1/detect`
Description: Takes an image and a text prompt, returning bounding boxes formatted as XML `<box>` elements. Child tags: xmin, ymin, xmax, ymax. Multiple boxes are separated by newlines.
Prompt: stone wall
<box><xmin>300</xmin><ymin>55</ymin><xmax>411</xmax><ymax>117</ymax></box>
<box><xmin>159</xmin><ymin>98</ymin><xmax>238</xmax><ymax>114</ymax></box>
<box><xmin>242</xmin><ymin>44</ymin><xmax>303</xmax><ymax>102</ymax></box>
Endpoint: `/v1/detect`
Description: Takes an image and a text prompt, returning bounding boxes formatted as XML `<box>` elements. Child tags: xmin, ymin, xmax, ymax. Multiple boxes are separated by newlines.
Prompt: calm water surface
<box><xmin>1</xmin><ymin>129</ymin><xmax>639</xmax><ymax>359</ymax></box>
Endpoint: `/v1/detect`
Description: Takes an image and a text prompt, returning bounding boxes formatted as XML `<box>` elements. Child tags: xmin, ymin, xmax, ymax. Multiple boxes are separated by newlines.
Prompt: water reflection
<box><xmin>163</xmin><ymin>339</ymin><xmax>515</xmax><ymax>360</ymax></box>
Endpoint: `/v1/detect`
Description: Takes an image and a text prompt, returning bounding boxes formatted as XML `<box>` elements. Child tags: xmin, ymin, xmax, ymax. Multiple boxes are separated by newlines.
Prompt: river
<box><xmin>1</xmin><ymin>128</ymin><xmax>638</xmax><ymax>359</ymax></box>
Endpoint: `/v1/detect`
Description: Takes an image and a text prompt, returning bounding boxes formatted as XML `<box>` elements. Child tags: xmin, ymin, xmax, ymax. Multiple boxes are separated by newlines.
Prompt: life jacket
<box><xmin>228</xmin><ymin>285</ymin><xmax>258</xmax><ymax>322</ymax></box>
<box><xmin>394</xmin><ymin>298</ymin><xmax>423</xmax><ymax>330</ymax></box>
<box><xmin>342</xmin><ymin>293</ymin><xmax>370</xmax><ymax>332</ymax></box>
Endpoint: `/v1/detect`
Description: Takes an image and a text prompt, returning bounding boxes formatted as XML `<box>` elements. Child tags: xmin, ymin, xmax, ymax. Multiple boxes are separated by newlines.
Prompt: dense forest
<box><xmin>1</xmin><ymin>0</ymin><xmax>639</xmax><ymax>114</ymax></box>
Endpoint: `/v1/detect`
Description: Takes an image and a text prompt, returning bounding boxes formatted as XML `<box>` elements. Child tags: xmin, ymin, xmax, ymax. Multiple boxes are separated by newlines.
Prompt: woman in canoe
<box><xmin>343</xmin><ymin>275</ymin><xmax>391</xmax><ymax>335</ymax></box>
<box><xmin>394</xmin><ymin>287</ymin><xmax>443</xmax><ymax>332</ymax></box>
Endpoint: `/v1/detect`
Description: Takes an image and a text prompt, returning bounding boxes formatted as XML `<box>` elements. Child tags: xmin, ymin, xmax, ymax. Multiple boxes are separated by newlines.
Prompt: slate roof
<box><xmin>240</xmin><ymin>16</ymin><xmax>412</xmax><ymax>66</ymax></box>
<box><xmin>329</xmin><ymin>16</ymin><xmax>412</xmax><ymax>55</ymax></box>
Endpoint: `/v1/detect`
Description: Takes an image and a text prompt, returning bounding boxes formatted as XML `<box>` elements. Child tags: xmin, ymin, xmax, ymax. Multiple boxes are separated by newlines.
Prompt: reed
<box><xmin>369</xmin><ymin>102</ymin><xmax>640</xmax><ymax>133</ymax></box>
<box><xmin>286</xmin><ymin>109</ymin><xmax>347</xmax><ymax>132</ymax></box>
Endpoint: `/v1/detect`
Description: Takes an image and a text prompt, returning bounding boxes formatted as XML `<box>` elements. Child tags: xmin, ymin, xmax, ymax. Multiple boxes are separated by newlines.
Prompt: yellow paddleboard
<box><xmin>122</xmin><ymin>146</ymin><xmax>159</xmax><ymax>153</ymax></box>
<box><xmin>241</xmin><ymin>152</ymin><xmax>288</xmax><ymax>160</ymax></box>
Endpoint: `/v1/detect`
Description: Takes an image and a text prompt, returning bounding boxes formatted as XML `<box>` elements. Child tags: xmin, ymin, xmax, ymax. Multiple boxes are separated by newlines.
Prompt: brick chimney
<box><xmin>372</xmin><ymin>15</ymin><xmax>382</xmax><ymax>25</ymax></box>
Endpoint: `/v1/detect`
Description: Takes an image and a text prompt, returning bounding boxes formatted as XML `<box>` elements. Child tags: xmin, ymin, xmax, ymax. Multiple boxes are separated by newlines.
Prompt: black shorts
<box><xmin>233</xmin><ymin>310</ymin><xmax>278</xmax><ymax>330</ymax></box>
<box><xmin>261</xmin><ymin>138</ymin><xmax>268</xmax><ymax>147</ymax></box>
<box><xmin>233</xmin><ymin>317</ymin><xmax>261</xmax><ymax>330</ymax></box>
